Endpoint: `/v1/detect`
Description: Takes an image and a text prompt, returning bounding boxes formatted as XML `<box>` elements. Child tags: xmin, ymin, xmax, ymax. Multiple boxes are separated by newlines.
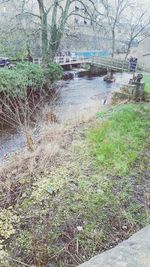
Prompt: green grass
<box><xmin>87</xmin><ymin>104</ymin><xmax>150</xmax><ymax>176</ymax></box>
<box><xmin>143</xmin><ymin>74</ymin><xmax>150</xmax><ymax>93</ymax></box>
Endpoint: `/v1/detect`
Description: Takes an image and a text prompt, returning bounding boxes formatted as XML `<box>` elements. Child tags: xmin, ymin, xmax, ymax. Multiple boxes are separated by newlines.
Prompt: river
<box><xmin>0</xmin><ymin>71</ymin><xmax>131</xmax><ymax>162</ymax></box>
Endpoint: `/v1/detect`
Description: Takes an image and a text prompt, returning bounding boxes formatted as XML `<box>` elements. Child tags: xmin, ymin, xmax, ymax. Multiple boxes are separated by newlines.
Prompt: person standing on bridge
<box><xmin>132</xmin><ymin>58</ymin><xmax>138</xmax><ymax>72</ymax></box>
<box><xmin>129</xmin><ymin>57</ymin><xmax>138</xmax><ymax>72</ymax></box>
<box><xmin>129</xmin><ymin>56</ymin><xmax>133</xmax><ymax>71</ymax></box>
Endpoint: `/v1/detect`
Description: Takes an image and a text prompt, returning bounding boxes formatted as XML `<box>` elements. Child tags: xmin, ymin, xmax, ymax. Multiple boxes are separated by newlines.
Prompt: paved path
<box><xmin>77</xmin><ymin>226</ymin><xmax>150</xmax><ymax>267</ymax></box>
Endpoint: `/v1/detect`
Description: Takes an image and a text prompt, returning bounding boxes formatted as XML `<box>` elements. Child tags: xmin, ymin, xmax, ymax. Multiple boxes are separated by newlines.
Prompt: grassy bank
<box><xmin>143</xmin><ymin>74</ymin><xmax>150</xmax><ymax>93</ymax></box>
<box><xmin>0</xmin><ymin>103</ymin><xmax>150</xmax><ymax>267</ymax></box>
<box><xmin>88</xmin><ymin>104</ymin><xmax>150</xmax><ymax>176</ymax></box>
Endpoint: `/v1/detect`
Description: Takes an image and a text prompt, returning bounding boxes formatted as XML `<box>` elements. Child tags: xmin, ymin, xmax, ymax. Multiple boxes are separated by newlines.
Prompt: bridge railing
<box><xmin>33</xmin><ymin>58</ymin><xmax>42</xmax><ymax>65</ymax></box>
<box><xmin>90</xmin><ymin>56</ymin><xmax>143</xmax><ymax>72</ymax></box>
<box><xmin>90</xmin><ymin>56</ymin><xmax>130</xmax><ymax>71</ymax></box>
<box><xmin>33</xmin><ymin>56</ymin><xmax>89</xmax><ymax>65</ymax></box>
<box><xmin>33</xmin><ymin>56</ymin><xmax>141</xmax><ymax>72</ymax></box>
<box><xmin>53</xmin><ymin>56</ymin><xmax>87</xmax><ymax>64</ymax></box>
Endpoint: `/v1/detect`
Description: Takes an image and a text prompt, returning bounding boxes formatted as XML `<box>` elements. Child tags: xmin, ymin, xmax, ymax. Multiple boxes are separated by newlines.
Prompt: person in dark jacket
<box><xmin>132</xmin><ymin>58</ymin><xmax>137</xmax><ymax>71</ymax></box>
<box><xmin>129</xmin><ymin>57</ymin><xmax>137</xmax><ymax>72</ymax></box>
<box><xmin>129</xmin><ymin>56</ymin><xmax>133</xmax><ymax>71</ymax></box>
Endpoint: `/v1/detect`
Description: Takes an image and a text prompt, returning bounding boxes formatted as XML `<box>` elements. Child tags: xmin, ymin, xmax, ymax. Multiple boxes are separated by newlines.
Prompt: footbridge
<box><xmin>88</xmin><ymin>56</ymin><xmax>131</xmax><ymax>72</ymax></box>
<box><xmin>33</xmin><ymin>56</ymin><xmax>142</xmax><ymax>72</ymax></box>
<box><xmin>53</xmin><ymin>56</ymin><xmax>138</xmax><ymax>72</ymax></box>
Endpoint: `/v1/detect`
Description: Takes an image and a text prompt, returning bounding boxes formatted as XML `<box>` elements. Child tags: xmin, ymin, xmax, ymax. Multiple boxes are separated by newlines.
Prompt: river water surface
<box><xmin>0</xmin><ymin>71</ymin><xmax>131</xmax><ymax>162</ymax></box>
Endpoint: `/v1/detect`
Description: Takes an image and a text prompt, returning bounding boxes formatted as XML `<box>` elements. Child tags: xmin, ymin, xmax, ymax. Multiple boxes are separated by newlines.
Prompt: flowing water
<box><xmin>0</xmin><ymin>71</ymin><xmax>131</xmax><ymax>162</ymax></box>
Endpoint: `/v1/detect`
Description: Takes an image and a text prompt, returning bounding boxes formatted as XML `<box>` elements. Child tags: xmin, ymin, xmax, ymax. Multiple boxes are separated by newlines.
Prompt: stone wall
<box><xmin>111</xmin><ymin>82</ymin><xmax>145</xmax><ymax>104</ymax></box>
<box><xmin>77</xmin><ymin>226</ymin><xmax>150</xmax><ymax>267</ymax></box>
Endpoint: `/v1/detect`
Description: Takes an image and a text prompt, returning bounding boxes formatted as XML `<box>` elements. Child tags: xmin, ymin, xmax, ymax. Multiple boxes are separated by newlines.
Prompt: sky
<box><xmin>136</xmin><ymin>0</ymin><xmax>150</xmax><ymax>13</ymax></box>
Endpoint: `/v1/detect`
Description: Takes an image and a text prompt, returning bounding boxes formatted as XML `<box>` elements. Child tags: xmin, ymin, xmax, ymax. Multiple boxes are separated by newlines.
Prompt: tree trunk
<box><xmin>48</xmin><ymin>26</ymin><xmax>62</xmax><ymax>60</ymax></box>
<box><xmin>111</xmin><ymin>30</ymin><xmax>115</xmax><ymax>58</ymax></box>
<box><xmin>48</xmin><ymin>0</ymin><xmax>71</xmax><ymax>60</ymax></box>
<box><xmin>23</xmin><ymin>126</ymin><xmax>34</xmax><ymax>152</ymax></box>
<box><xmin>37</xmin><ymin>0</ymin><xmax>71</xmax><ymax>63</ymax></box>
<box><xmin>41</xmin><ymin>12</ymin><xmax>48</xmax><ymax>64</ymax></box>
<box><xmin>37</xmin><ymin>0</ymin><xmax>48</xmax><ymax>64</ymax></box>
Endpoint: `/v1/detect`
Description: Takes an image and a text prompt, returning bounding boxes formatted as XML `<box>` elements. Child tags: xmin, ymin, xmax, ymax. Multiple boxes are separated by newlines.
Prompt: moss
<box><xmin>0</xmin><ymin>209</ymin><xmax>19</xmax><ymax>239</ymax></box>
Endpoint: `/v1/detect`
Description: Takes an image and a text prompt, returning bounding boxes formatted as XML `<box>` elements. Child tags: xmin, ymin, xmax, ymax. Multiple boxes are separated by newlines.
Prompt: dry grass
<box><xmin>0</xmin><ymin>100</ymin><xmax>104</xmax><ymax>180</ymax></box>
<box><xmin>0</xmin><ymin>102</ymin><xmax>149</xmax><ymax>267</ymax></box>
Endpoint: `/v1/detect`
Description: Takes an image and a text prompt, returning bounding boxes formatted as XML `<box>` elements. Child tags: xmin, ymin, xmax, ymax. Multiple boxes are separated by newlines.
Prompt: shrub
<box><xmin>16</xmin><ymin>62</ymin><xmax>44</xmax><ymax>91</ymax></box>
<box><xmin>0</xmin><ymin>68</ymin><xmax>28</xmax><ymax>98</ymax></box>
<box><xmin>43</xmin><ymin>62</ymin><xmax>62</xmax><ymax>85</ymax></box>
<box><xmin>0</xmin><ymin>63</ymin><xmax>44</xmax><ymax>98</ymax></box>
<box><xmin>0</xmin><ymin>62</ymin><xmax>62</xmax><ymax>98</ymax></box>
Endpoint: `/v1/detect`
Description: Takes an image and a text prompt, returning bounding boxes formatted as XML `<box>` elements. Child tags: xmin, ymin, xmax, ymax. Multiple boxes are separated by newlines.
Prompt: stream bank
<box><xmin>0</xmin><ymin>71</ymin><xmax>131</xmax><ymax>162</ymax></box>
<box><xmin>0</xmin><ymin>101</ymin><xmax>149</xmax><ymax>267</ymax></box>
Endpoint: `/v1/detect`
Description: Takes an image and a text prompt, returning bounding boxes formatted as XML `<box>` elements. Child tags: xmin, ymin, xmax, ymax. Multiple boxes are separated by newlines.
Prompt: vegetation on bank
<box><xmin>143</xmin><ymin>74</ymin><xmax>150</xmax><ymax>93</ymax></box>
<box><xmin>0</xmin><ymin>62</ymin><xmax>62</xmax><ymax>98</ymax></box>
<box><xmin>0</xmin><ymin>62</ymin><xmax>62</xmax><ymax>152</ymax></box>
<box><xmin>0</xmin><ymin>103</ymin><xmax>149</xmax><ymax>267</ymax></box>
<box><xmin>88</xmin><ymin>104</ymin><xmax>150</xmax><ymax>176</ymax></box>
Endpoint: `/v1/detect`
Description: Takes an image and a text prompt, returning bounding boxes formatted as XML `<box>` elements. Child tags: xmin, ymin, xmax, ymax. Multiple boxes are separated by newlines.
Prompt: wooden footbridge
<box><xmin>53</xmin><ymin>56</ymin><xmax>139</xmax><ymax>72</ymax></box>
<box><xmin>33</xmin><ymin>56</ymin><xmax>141</xmax><ymax>72</ymax></box>
<box><xmin>88</xmin><ymin>56</ymin><xmax>131</xmax><ymax>72</ymax></box>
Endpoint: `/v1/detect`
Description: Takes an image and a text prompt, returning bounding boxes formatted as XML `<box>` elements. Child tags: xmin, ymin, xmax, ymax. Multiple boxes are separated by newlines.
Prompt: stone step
<box><xmin>77</xmin><ymin>226</ymin><xmax>150</xmax><ymax>267</ymax></box>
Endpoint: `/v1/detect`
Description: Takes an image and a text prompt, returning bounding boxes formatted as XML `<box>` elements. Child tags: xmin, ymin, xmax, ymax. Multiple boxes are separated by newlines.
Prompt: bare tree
<box><xmin>0</xmin><ymin>0</ymin><xmax>103</xmax><ymax>63</ymax></box>
<box><xmin>19</xmin><ymin>0</ymin><xmax>95</xmax><ymax>64</ymax></box>
<box><xmin>96</xmin><ymin>0</ymin><xmax>132</xmax><ymax>57</ymax></box>
<box><xmin>0</xmin><ymin>88</ymin><xmax>42</xmax><ymax>151</ymax></box>
<box><xmin>124</xmin><ymin>8</ymin><xmax>150</xmax><ymax>60</ymax></box>
<box><xmin>0</xmin><ymin>0</ymin><xmax>36</xmax><ymax>60</ymax></box>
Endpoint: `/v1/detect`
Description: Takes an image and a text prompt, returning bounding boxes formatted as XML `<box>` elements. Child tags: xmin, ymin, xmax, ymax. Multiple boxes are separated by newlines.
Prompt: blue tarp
<box><xmin>72</xmin><ymin>50</ymin><xmax>110</xmax><ymax>58</ymax></box>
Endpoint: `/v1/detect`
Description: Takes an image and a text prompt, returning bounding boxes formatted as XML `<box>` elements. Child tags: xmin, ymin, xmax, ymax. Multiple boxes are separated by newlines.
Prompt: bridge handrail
<box><xmin>54</xmin><ymin>56</ymin><xmax>87</xmax><ymax>64</ymax></box>
<box><xmin>91</xmin><ymin>56</ymin><xmax>129</xmax><ymax>65</ymax></box>
<box><xmin>90</xmin><ymin>56</ymin><xmax>130</xmax><ymax>71</ymax></box>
